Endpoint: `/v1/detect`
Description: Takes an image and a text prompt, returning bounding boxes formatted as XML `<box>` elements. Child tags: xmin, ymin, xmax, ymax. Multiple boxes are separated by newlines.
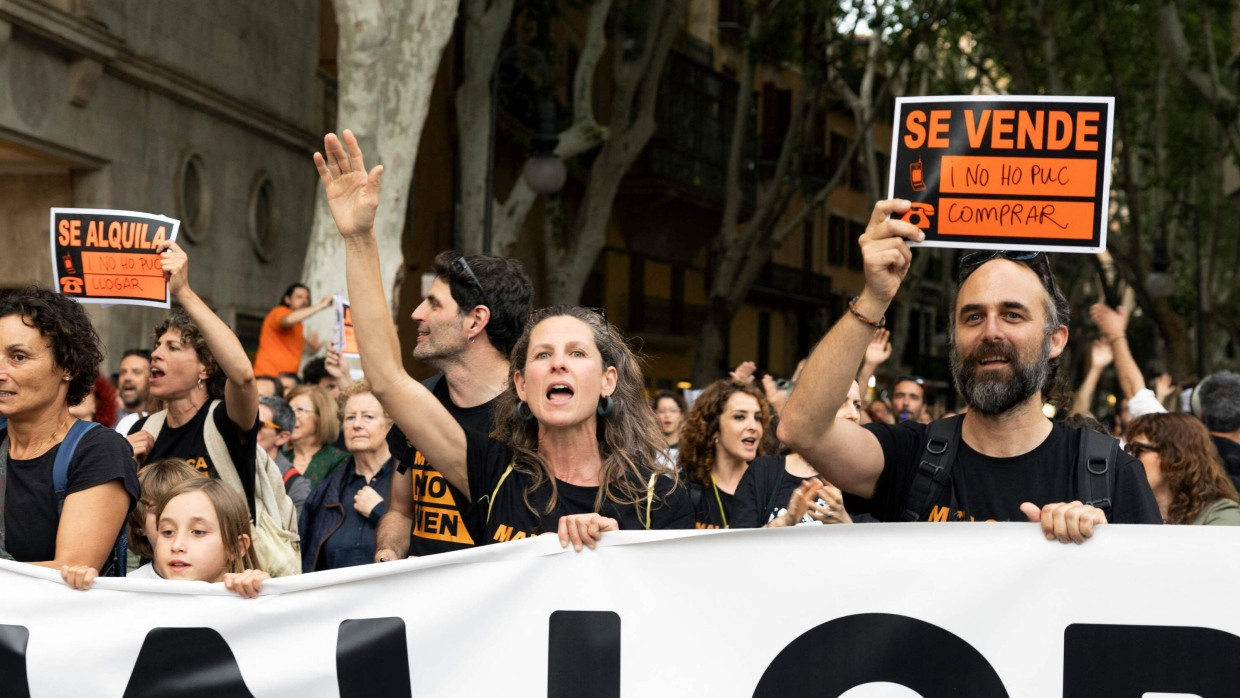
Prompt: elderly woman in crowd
<box><xmin>282</xmin><ymin>384</ymin><xmax>348</xmax><ymax>487</ymax></box>
<box><xmin>0</xmin><ymin>287</ymin><xmax>139</xmax><ymax>572</ymax></box>
<box><xmin>129</xmin><ymin>241</ymin><xmax>260</xmax><ymax>515</ymax></box>
<box><xmin>1126</xmin><ymin>412</ymin><xmax>1240</xmax><ymax>525</ymax></box>
<box><xmin>301</xmin><ymin>380</ymin><xmax>395</xmax><ymax>571</ymax></box>
<box><xmin>677</xmin><ymin>379</ymin><xmax>772</xmax><ymax>529</ymax></box>
<box><xmin>316</xmin><ymin>129</ymin><xmax>692</xmax><ymax>549</ymax></box>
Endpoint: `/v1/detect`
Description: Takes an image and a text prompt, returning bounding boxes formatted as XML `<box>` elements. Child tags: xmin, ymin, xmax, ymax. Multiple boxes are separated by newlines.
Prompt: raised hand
<box><xmin>865</xmin><ymin>328</ymin><xmax>892</xmax><ymax>367</ymax></box>
<box><xmin>730</xmin><ymin>361</ymin><xmax>757</xmax><ymax>384</ymax></box>
<box><xmin>858</xmin><ymin>199</ymin><xmax>922</xmax><ymax>305</ymax></box>
<box><xmin>1089</xmin><ymin>303</ymin><xmax>1129</xmax><ymax>342</ymax></box>
<box><xmin>314</xmin><ymin>129</ymin><xmax>384</xmax><ymax>238</ymax></box>
<box><xmin>1088</xmin><ymin>338</ymin><xmax>1113</xmax><ymax>370</ymax></box>
<box><xmin>156</xmin><ymin>241</ymin><xmax>190</xmax><ymax>297</ymax></box>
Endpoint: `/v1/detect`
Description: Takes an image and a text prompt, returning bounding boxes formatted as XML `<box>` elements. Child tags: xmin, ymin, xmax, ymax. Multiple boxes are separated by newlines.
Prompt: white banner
<box><xmin>4</xmin><ymin>524</ymin><xmax>1239</xmax><ymax>696</ymax></box>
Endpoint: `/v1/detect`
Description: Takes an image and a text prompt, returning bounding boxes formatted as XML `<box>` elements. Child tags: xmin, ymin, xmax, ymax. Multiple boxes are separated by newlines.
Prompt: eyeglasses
<box><xmin>956</xmin><ymin>249</ymin><xmax>1060</xmax><ymax>300</ymax></box>
<box><xmin>260</xmin><ymin>421</ymin><xmax>285</xmax><ymax>432</ymax></box>
<box><xmin>455</xmin><ymin>257</ymin><xmax>490</xmax><ymax>309</ymax></box>
<box><xmin>292</xmin><ymin>406</ymin><xmax>316</xmax><ymax>417</ymax></box>
<box><xmin>1123</xmin><ymin>441</ymin><xmax>1160</xmax><ymax>458</ymax></box>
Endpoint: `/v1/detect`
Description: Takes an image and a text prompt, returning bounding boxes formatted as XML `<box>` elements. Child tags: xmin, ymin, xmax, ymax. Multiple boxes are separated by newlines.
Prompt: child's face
<box><xmin>154</xmin><ymin>490</ymin><xmax>231</xmax><ymax>583</ymax></box>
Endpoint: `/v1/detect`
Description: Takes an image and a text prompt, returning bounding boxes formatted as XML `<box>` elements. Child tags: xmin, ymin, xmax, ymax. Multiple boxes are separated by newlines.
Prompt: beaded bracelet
<box><xmin>848</xmin><ymin>296</ymin><xmax>886</xmax><ymax>329</ymax></box>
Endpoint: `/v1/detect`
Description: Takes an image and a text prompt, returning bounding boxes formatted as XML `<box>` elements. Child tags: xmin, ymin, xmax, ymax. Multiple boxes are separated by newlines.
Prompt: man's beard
<box><xmin>120</xmin><ymin>386</ymin><xmax>145</xmax><ymax>410</ymax></box>
<box><xmin>950</xmin><ymin>334</ymin><xmax>1051</xmax><ymax>416</ymax></box>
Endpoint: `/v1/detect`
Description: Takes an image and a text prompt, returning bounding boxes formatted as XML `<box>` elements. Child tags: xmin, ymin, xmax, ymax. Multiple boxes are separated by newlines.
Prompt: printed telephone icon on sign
<box><xmin>910</xmin><ymin>156</ymin><xmax>926</xmax><ymax>192</ymax></box>
<box><xmin>59</xmin><ymin>277</ymin><xmax>83</xmax><ymax>294</ymax></box>
<box><xmin>62</xmin><ymin>254</ymin><xmax>78</xmax><ymax>276</ymax></box>
<box><xmin>901</xmin><ymin>202</ymin><xmax>934</xmax><ymax>230</ymax></box>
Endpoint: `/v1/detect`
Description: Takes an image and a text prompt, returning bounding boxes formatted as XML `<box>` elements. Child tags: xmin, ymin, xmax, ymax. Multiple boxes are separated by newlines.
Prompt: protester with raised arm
<box><xmin>315</xmin><ymin>130</ymin><xmax>690</xmax><ymax>550</ymax></box>
<box><xmin>130</xmin><ymin>241</ymin><xmax>260</xmax><ymax>515</ymax></box>
<box><xmin>1070</xmin><ymin>339</ymin><xmax>1113</xmax><ymax>419</ymax></box>
<box><xmin>779</xmin><ymin>199</ymin><xmax>1161</xmax><ymax>542</ymax></box>
<box><xmin>1089</xmin><ymin>302</ymin><xmax>1166</xmax><ymax>420</ymax></box>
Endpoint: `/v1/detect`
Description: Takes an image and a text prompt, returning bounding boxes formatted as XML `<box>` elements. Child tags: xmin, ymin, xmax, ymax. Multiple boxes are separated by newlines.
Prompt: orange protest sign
<box><xmin>334</xmin><ymin>295</ymin><xmax>360</xmax><ymax>357</ymax></box>
<box><xmin>889</xmin><ymin>96</ymin><xmax>1114</xmax><ymax>253</ymax></box>
<box><xmin>50</xmin><ymin>209</ymin><xmax>180</xmax><ymax>307</ymax></box>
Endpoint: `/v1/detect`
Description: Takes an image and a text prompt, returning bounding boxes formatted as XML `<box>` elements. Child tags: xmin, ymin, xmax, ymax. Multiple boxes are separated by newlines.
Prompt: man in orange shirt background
<box><xmin>253</xmin><ymin>283</ymin><xmax>333</xmax><ymax>376</ymax></box>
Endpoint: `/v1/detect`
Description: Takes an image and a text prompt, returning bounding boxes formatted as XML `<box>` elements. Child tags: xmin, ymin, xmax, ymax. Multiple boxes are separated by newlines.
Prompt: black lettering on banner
<box><xmin>123</xmin><ymin>627</ymin><xmax>253</xmax><ymax>697</ymax></box>
<box><xmin>753</xmin><ymin>613</ymin><xmax>1009</xmax><ymax>697</ymax></box>
<box><xmin>1063</xmin><ymin>623</ymin><xmax>1240</xmax><ymax>696</ymax></box>
<box><xmin>337</xmin><ymin>618</ymin><xmax>412</xmax><ymax>698</ymax></box>
<box><xmin>548</xmin><ymin>611</ymin><xmax>620</xmax><ymax>698</ymax></box>
<box><xmin>0</xmin><ymin>624</ymin><xmax>30</xmax><ymax>698</ymax></box>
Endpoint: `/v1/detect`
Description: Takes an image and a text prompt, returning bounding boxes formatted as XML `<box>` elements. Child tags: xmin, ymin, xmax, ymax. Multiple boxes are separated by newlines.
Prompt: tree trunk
<box><xmin>303</xmin><ymin>0</ymin><xmax>458</xmax><ymax>346</ymax></box>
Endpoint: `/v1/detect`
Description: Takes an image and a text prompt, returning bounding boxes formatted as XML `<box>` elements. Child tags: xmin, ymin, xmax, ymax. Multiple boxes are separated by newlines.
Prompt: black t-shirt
<box><xmin>386</xmin><ymin>374</ymin><xmax>497</xmax><ymax>555</ymax></box>
<box><xmin>464</xmin><ymin>428</ymin><xmax>693</xmax><ymax>542</ymax></box>
<box><xmin>857</xmin><ymin>420</ymin><xmax>1162</xmax><ymax>523</ymax></box>
<box><xmin>688</xmin><ymin>480</ymin><xmax>734</xmax><ymax>529</ymax></box>
<box><xmin>1211</xmin><ymin>435</ymin><xmax>1240</xmax><ymax>478</ymax></box>
<box><xmin>4</xmin><ymin>425</ymin><xmax>140</xmax><ymax>562</ymax></box>
<box><xmin>131</xmin><ymin>401</ymin><xmax>258</xmax><ymax>516</ymax></box>
<box><xmin>732</xmin><ymin>455</ymin><xmax>827</xmax><ymax>528</ymax></box>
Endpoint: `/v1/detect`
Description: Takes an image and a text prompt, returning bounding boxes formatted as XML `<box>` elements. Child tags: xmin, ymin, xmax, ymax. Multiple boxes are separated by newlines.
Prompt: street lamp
<box><xmin>482</xmin><ymin>45</ymin><xmax>566</xmax><ymax>255</ymax></box>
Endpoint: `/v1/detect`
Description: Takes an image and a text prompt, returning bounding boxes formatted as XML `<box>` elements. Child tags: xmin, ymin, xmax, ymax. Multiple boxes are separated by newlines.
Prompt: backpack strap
<box><xmin>0</xmin><ymin>432</ymin><xmax>12</xmax><ymax>560</ymax></box>
<box><xmin>282</xmin><ymin>466</ymin><xmax>299</xmax><ymax>485</ymax></box>
<box><xmin>1076</xmin><ymin>427</ymin><xmax>1119</xmax><ymax>517</ymax></box>
<box><xmin>902</xmin><ymin>415</ymin><xmax>964</xmax><ymax>522</ymax></box>
<box><xmin>51</xmin><ymin>421</ymin><xmax>125</xmax><ymax>577</ymax></box>
<box><xmin>52</xmin><ymin>421</ymin><xmax>101</xmax><ymax>503</ymax></box>
<box><xmin>201</xmin><ymin>401</ymin><xmax>246</xmax><ymax>495</ymax></box>
<box><xmin>643</xmin><ymin>473</ymin><xmax>658</xmax><ymax>530</ymax></box>
<box><xmin>486</xmin><ymin>461</ymin><xmax>515</xmax><ymax>526</ymax></box>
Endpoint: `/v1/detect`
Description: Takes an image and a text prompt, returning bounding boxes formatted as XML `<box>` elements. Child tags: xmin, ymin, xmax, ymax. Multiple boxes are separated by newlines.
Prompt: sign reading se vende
<box><xmin>50</xmin><ymin>208</ymin><xmax>180</xmax><ymax>308</ymax></box>
<box><xmin>887</xmin><ymin>95</ymin><xmax>1115</xmax><ymax>253</ymax></box>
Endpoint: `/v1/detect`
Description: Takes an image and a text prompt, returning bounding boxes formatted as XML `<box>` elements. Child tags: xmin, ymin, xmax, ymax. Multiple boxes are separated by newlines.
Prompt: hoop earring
<box><xmin>516</xmin><ymin>400</ymin><xmax>535</xmax><ymax>422</ymax></box>
<box><xmin>597</xmin><ymin>395</ymin><xmax>615</xmax><ymax>418</ymax></box>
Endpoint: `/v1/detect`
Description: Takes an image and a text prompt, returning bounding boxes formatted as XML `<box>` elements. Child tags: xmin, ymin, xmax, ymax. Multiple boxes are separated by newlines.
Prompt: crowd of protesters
<box><xmin>5</xmin><ymin>131</ymin><xmax>1239</xmax><ymax>598</ymax></box>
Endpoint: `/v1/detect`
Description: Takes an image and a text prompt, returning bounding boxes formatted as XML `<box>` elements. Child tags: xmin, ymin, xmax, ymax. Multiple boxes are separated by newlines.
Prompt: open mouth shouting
<box><xmin>546</xmin><ymin>383</ymin><xmax>575</xmax><ymax>406</ymax></box>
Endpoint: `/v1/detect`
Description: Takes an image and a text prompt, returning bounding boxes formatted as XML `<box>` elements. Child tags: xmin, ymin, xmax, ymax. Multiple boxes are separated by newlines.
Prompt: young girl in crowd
<box><xmin>62</xmin><ymin>478</ymin><xmax>269</xmax><ymax>598</ymax></box>
<box><xmin>126</xmin><ymin>458</ymin><xmax>202</xmax><ymax>575</ymax></box>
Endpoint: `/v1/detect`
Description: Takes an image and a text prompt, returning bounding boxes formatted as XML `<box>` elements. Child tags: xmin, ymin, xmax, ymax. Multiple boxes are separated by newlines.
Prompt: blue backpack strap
<box><xmin>902</xmin><ymin>415</ymin><xmax>964</xmax><ymax>522</ymax></box>
<box><xmin>53</xmin><ymin>421</ymin><xmax>127</xmax><ymax>577</ymax></box>
<box><xmin>53</xmin><ymin>420</ymin><xmax>100</xmax><ymax>502</ymax></box>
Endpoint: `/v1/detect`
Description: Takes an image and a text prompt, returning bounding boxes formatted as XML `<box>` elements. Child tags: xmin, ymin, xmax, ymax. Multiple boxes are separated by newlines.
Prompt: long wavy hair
<box><xmin>491</xmin><ymin>306</ymin><xmax>673</xmax><ymax>517</ymax></box>
<box><xmin>1129</xmin><ymin>412</ymin><xmax>1240</xmax><ymax>524</ymax></box>
<box><xmin>677</xmin><ymin>379</ymin><xmax>771</xmax><ymax>488</ymax></box>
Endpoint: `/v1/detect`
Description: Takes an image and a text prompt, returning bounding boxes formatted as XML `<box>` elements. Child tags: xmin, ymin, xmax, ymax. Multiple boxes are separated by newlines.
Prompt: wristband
<box><xmin>848</xmin><ymin>296</ymin><xmax>886</xmax><ymax>329</ymax></box>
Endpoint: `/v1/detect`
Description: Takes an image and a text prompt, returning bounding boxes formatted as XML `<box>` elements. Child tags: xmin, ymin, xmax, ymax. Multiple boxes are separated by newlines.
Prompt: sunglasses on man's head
<box><xmin>956</xmin><ymin>249</ymin><xmax>1059</xmax><ymax>298</ymax></box>
<box><xmin>455</xmin><ymin>256</ymin><xmax>490</xmax><ymax>309</ymax></box>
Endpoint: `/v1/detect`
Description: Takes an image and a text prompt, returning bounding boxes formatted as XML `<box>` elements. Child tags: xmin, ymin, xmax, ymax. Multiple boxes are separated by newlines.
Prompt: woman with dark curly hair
<box><xmin>320</xmin><ymin>130</ymin><xmax>692</xmax><ymax>551</ymax></box>
<box><xmin>677</xmin><ymin>379</ymin><xmax>772</xmax><ymax>528</ymax></box>
<box><xmin>129</xmin><ymin>242</ymin><xmax>260</xmax><ymax>515</ymax></box>
<box><xmin>1126</xmin><ymin>412</ymin><xmax>1240</xmax><ymax>525</ymax></box>
<box><xmin>0</xmin><ymin>286</ymin><xmax>139</xmax><ymax>571</ymax></box>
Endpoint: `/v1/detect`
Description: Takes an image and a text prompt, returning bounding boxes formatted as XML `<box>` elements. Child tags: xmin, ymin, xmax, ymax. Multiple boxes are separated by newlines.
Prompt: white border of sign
<box><xmin>49</xmin><ymin>207</ymin><xmax>181</xmax><ymax>309</ymax></box>
<box><xmin>887</xmin><ymin>94</ymin><xmax>1116</xmax><ymax>254</ymax></box>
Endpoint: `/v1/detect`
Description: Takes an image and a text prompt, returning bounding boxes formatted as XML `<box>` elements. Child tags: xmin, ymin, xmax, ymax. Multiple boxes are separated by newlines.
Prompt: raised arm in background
<box><xmin>158</xmin><ymin>241</ymin><xmax>257</xmax><ymax>431</ymax></box>
<box><xmin>313</xmin><ymin>130</ymin><xmax>469</xmax><ymax>495</ymax></box>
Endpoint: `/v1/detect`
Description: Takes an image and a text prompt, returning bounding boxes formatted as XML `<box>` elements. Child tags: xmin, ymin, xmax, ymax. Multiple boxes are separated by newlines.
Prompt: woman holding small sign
<box><xmin>0</xmin><ymin>286</ymin><xmax>139</xmax><ymax>573</ymax></box>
